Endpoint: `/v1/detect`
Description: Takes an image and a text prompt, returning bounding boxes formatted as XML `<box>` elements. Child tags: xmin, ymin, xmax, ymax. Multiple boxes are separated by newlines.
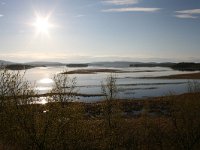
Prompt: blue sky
<box><xmin>0</xmin><ymin>0</ymin><xmax>200</xmax><ymax>62</ymax></box>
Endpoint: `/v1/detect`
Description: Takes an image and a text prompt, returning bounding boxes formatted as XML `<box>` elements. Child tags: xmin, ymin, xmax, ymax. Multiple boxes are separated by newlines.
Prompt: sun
<box><xmin>34</xmin><ymin>17</ymin><xmax>50</xmax><ymax>34</ymax></box>
<box><xmin>32</xmin><ymin>13</ymin><xmax>53</xmax><ymax>36</ymax></box>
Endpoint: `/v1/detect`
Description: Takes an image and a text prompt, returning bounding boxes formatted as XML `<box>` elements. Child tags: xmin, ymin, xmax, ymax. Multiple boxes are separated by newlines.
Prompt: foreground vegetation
<box><xmin>0</xmin><ymin>69</ymin><xmax>200</xmax><ymax>150</ymax></box>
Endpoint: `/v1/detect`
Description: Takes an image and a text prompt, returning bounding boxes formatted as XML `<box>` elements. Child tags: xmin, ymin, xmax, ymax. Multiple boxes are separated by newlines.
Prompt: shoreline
<box><xmin>139</xmin><ymin>72</ymin><xmax>200</xmax><ymax>79</ymax></box>
<box><xmin>39</xmin><ymin>92</ymin><xmax>200</xmax><ymax>117</ymax></box>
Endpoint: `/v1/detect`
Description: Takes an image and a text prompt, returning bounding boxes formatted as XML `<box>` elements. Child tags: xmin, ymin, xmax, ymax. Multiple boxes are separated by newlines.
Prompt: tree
<box><xmin>51</xmin><ymin>71</ymin><xmax>77</xmax><ymax>108</ymax></box>
<box><xmin>49</xmin><ymin>71</ymin><xmax>85</xmax><ymax>149</ymax></box>
<box><xmin>101</xmin><ymin>73</ymin><xmax>118</xmax><ymax>102</ymax></box>
<box><xmin>0</xmin><ymin>68</ymin><xmax>35</xmax><ymax>109</ymax></box>
<box><xmin>101</xmin><ymin>73</ymin><xmax>118</xmax><ymax>128</ymax></box>
<box><xmin>101</xmin><ymin>73</ymin><xmax>122</xmax><ymax>150</ymax></box>
<box><xmin>0</xmin><ymin>68</ymin><xmax>43</xmax><ymax>149</ymax></box>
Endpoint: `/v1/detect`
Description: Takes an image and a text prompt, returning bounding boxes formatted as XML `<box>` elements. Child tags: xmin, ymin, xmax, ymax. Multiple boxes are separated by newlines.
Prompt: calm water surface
<box><xmin>21</xmin><ymin>66</ymin><xmax>200</xmax><ymax>102</ymax></box>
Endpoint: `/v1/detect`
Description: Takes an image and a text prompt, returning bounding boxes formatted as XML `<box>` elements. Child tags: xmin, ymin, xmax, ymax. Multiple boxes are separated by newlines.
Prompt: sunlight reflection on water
<box><xmin>38</xmin><ymin>78</ymin><xmax>54</xmax><ymax>84</ymax></box>
<box><xmin>37</xmin><ymin>97</ymin><xmax>48</xmax><ymax>105</ymax></box>
<box><xmin>35</xmin><ymin>87</ymin><xmax>52</xmax><ymax>91</ymax></box>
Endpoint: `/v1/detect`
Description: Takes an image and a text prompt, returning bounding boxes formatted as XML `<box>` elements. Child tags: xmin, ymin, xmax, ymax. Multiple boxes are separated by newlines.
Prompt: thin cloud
<box><xmin>175</xmin><ymin>14</ymin><xmax>197</xmax><ymax>19</ymax></box>
<box><xmin>175</xmin><ymin>9</ymin><xmax>200</xmax><ymax>19</ymax></box>
<box><xmin>0</xmin><ymin>14</ymin><xmax>4</xmax><ymax>17</ymax></box>
<box><xmin>102</xmin><ymin>7</ymin><xmax>161</xmax><ymax>13</ymax></box>
<box><xmin>102</xmin><ymin>0</ymin><xmax>139</xmax><ymax>5</ymax></box>
<box><xmin>176</xmin><ymin>9</ymin><xmax>200</xmax><ymax>14</ymax></box>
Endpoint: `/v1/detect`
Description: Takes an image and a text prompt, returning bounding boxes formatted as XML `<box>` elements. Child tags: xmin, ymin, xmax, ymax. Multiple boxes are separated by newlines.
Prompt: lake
<box><xmin>22</xmin><ymin>66</ymin><xmax>199</xmax><ymax>103</ymax></box>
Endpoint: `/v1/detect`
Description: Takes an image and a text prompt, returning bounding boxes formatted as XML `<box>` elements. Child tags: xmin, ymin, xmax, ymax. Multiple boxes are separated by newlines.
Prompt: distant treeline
<box><xmin>171</xmin><ymin>62</ymin><xmax>200</xmax><ymax>71</ymax></box>
<box><xmin>130</xmin><ymin>62</ymin><xmax>200</xmax><ymax>71</ymax></box>
<box><xmin>2</xmin><ymin>62</ymin><xmax>200</xmax><ymax>71</ymax></box>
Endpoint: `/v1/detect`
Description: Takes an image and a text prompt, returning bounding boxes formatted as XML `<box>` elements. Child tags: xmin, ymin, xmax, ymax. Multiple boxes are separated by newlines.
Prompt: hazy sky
<box><xmin>0</xmin><ymin>0</ymin><xmax>200</xmax><ymax>62</ymax></box>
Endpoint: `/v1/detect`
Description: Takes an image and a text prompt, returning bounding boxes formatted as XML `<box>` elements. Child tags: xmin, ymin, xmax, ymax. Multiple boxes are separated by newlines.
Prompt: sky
<box><xmin>0</xmin><ymin>0</ymin><xmax>200</xmax><ymax>63</ymax></box>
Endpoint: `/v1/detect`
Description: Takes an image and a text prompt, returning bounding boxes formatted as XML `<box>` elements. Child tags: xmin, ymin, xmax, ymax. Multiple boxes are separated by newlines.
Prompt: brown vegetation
<box><xmin>62</xmin><ymin>68</ymin><xmax>160</xmax><ymax>74</ymax></box>
<box><xmin>151</xmin><ymin>72</ymin><xmax>200</xmax><ymax>79</ymax></box>
<box><xmin>62</xmin><ymin>69</ymin><xmax>125</xmax><ymax>74</ymax></box>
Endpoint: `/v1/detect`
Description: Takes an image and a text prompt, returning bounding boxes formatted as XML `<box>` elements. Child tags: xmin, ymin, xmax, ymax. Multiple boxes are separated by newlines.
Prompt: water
<box><xmin>21</xmin><ymin>66</ymin><xmax>199</xmax><ymax>102</ymax></box>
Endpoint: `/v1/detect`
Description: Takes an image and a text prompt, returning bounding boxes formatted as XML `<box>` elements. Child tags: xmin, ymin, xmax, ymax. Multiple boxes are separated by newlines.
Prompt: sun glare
<box><xmin>32</xmin><ymin>13</ymin><xmax>53</xmax><ymax>36</ymax></box>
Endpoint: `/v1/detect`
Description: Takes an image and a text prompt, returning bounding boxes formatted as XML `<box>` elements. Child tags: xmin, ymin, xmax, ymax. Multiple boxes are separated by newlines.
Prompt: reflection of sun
<box><xmin>31</xmin><ymin>13</ymin><xmax>54</xmax><ymax>36</ymax></box>
<box><xmin>39</xmin><ymin>78</ymin><xmax>54</xmax><ymax>84</ymax></box>
<box><xmin>39</xmin><ymin>98</ymin><xmax>48</xmax><ymax>105</ymax></box>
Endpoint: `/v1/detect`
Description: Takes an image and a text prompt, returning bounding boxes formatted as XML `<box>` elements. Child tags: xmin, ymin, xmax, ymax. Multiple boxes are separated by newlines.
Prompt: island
<box><xmin>171</xmin><ymin>62</ymin><xmax>200</xmax><ymax>71</ymax></box>
<box><xmin>66</xmin><ymin>63</ymin><xmax>88</xmax><ymax>67</ymax></box>
<box><xmin>62</xmin><ymin>68</ymin><xmax>127</xmax><ymax>74</ymax></box>
<box><xmin>130</xmin><ymin>62</ymin><xmax>200</xmax><ymax>71</ymax></box>
<box><xmin>4</xmin><ymin>64</ymin><xmax>45</xmax><ymax>70</ymax></box>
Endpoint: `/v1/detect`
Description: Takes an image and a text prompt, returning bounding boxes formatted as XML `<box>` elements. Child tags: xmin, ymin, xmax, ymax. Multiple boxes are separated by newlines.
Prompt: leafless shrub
<box><xmin>0</xmin><ymin>68</ymin><xmax>35</xmax><ymax>108</ymax></box>
<box><xmin>50</xmin><ymin>71</ymin><xmax>77</xmax><ymax>107</ymax></box>
<box><xmin>101</xmin><ymin>73</ymin><xmax>118</xmax><ymax>101</ymax></box>
<box><xmin>187</xmin><ymin>80</ymin><xmax>200</xmax><ymax>93</ymax></box>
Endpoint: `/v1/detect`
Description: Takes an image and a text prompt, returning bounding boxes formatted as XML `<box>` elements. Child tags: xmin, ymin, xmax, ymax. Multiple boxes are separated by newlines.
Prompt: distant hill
<box><xmin>25</xmin><ymin>61</ymin><xmax>65</xmax><ymax>66</ymax></box>
<box><xmin>89</xmin><ymin>61</ymin><xmax>142</xmax><ymax>68</ymax></box>
<box><xmin>0</xmin><ymin>60</ymin><xmax>14</xmax><ymax>65</ymax></box>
